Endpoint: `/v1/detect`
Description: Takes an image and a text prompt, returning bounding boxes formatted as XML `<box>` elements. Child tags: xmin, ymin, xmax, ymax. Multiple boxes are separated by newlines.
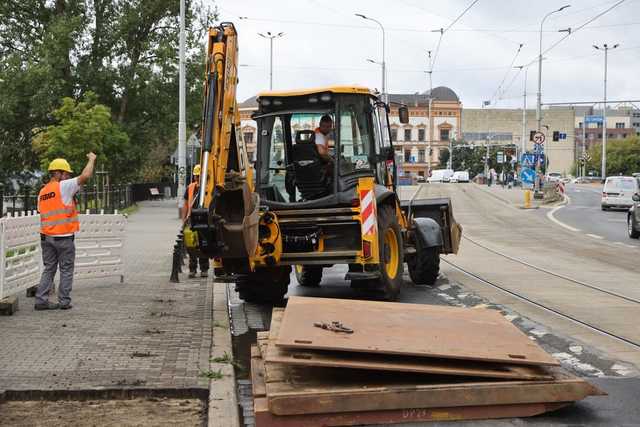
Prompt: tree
<box><xmin>586</xmin><ymin>137</ymin><xmax>640</xmax><ymax>176</ymax></box>
<box><xmin>32</xmin><ymin>92</ymin><xmax>132</xmax><ymax>181</ymax></box>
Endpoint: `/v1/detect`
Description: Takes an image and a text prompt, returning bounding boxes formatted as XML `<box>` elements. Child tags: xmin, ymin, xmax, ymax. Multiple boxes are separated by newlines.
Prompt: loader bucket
<box><xmin>400</xmin><ymin>197</ymin><xmax>462</xmax><ymax>254</ymax></box>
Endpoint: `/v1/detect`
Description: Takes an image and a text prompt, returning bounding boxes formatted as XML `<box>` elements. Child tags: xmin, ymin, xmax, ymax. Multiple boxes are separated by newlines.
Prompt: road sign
<box><xmin>585</xmin><ymin>115</ymin><xmax>603</xmax><ymax>124</ymax></box>
<box><xmin>520</xmin><ymin>167</ymin><xmax>536</xmax><ymax>185</ymax></box>
<box><xmin>533</xmin><ymin>132</ymin><xmax>545</xmax><ymax>145</ymax></box>
<box><xmin>521</xmin><ymin>153</ymin><xmax>545</xmax><ymax>168</ymax></box>
<box><xmin>533</xmin><ymin>143</ymin><xmax>544</xmax><ymax>154</ymax></box>
<box><xmin>560</xmin><ymin>133</ymin><xmax>567</xmax><ymax>140</ymax></box>
<box><xmin>497</xmin><ymin>151</ymin><xmax>504</xmax><ymax>163</ymax></box>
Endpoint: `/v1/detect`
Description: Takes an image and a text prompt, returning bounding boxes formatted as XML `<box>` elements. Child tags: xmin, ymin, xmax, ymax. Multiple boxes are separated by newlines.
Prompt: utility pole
<box><xmin>593</xmin><ymin>43</ymin><xmax>619</xmax><ymax>179</ymax></box>
<box><xmin>259</xmin><ymin>32</ymin><xmax>285</xmax><ymax>90</ymax></box>
<box><xmin>582</xmin><ymin>112</ymin><xmax>587</xmax><ymax>178</ymax></box>
<box><xmin>177</xmin><ymin>0</ymin><xmax>186</xmax><ymax>213</ymax></box>
<box><xmin>514</xmin><ymin>65</ymin><xmax>528</xmax><ymax>160</ymax></box>
<box><xmin>427</xmin><ymin>50</ymin><xmax>433</xmax><ymax>177</ymax></box>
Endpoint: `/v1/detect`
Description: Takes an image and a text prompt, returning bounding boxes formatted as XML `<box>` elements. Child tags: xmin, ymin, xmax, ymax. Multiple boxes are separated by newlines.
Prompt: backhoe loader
<box><xmin>185</xmin><ymin>23</ymin><xmax>461</xmax><ymax>302</ymax></box>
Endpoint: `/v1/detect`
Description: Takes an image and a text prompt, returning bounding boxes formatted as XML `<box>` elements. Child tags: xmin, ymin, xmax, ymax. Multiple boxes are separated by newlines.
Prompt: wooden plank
<box><xmin>266</xmin><ymin>309</ymin><xmax>552</xmax><ymax>381</ymax></box>
<box><xmin>262</xmin><ymin>358</ymin><xmax>604</xmax><ymax>416</ymax></box>
<box><xmin>276</xmin><ymin>296</ymin><xmax>559</xmax><ymax>366</ymax></box>
<box><xmin>250</xmin><ymin>345</ymin><xmax>267</xmax><ymax>398</ymax></box>
<box><xmin>254</xmin><ymin>397</ymin><xmax>570</xmax><ymax>427</ymax></box>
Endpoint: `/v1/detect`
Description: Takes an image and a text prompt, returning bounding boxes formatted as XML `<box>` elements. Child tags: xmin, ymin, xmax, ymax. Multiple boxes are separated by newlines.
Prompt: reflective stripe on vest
<box><xmin>39</xmin><ymin>181</ymin><xmax>79</xmax><ymax>235</ymax></box>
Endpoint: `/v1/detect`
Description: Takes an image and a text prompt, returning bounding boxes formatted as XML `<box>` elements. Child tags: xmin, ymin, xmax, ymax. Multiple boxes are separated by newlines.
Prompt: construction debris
<box><xmin>251</xmin><ymin>297</ymin><xmax>605</xmax><ymax>426</ymax></box>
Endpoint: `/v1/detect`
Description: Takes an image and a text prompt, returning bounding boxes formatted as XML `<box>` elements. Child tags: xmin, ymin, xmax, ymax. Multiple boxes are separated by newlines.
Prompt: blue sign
<box><xmin>533</xmin><ymin>143</ymin><xmax>544</xmax><ymax>154</ymax></box>
<box><xmin>521</xmin><ymin>153</ymin><xmax>546</xmax><ymax>168</ymax></box>
<box><xmin>585</xmin><ymin>115</ymin><xmax>603</xmax><ymax>124</ymax></box>
<box><xmin>520</xmin><ymin>167</ymin><xmax>536</xmax><ymax>185</ymax></box>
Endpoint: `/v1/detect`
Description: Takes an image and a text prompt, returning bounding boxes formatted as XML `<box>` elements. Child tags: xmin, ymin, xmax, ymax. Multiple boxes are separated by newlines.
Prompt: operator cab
<box><xmin>253</xmin><ymin>86</ymin><xmax>408</xmax><ymax>209</ymax></box>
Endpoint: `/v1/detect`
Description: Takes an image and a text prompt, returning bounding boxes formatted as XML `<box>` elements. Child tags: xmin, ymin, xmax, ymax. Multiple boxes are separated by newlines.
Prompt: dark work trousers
<box><xmin>189</xmin><ymin>253</ymin><xmax>210</xmax><ymax>274</ymax></box>
<box><xmin>36</xmin><ymin>235</ymin><xmax>75</xmax><ymax>306</ymax></box>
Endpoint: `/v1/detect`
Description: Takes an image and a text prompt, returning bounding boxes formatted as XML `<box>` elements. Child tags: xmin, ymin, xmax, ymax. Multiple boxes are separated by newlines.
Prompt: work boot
<box><xmin>34</xmin><ymin>302</ymin><xmax>60</xmax><ymax>311</ymax></box>
<box><xmin>59</xmin><ymin>304</ymin><xmax>73</xmax><ymax>310</ymax></box>
<box><xmin>200</xmin><ymin>271</ymin><xmax>209</xmax><ymax>278</ymax></box>
<box><xmin>188</xmin><ymin>271</ymin><xmax>197</xmax><ymax>279</ymax></box>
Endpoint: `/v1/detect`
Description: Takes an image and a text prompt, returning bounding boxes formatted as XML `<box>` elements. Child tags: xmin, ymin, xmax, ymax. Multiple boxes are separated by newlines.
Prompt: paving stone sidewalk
<box><xmin>0</xmin><ymin>199</ymin><xmax>212</xmax><ymax>393</ymax></box>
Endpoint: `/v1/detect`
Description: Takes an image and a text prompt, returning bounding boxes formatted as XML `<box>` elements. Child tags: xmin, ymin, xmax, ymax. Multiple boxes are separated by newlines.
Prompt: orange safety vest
<box><xmin>38</xmin><ymin>181</ymin><xmax>79</xmax><ymax>235</ymax></box>
<box><xmin>185</xmin><ymin>182</ymin><xmax>198</xmax><ymax>217</ymax></box>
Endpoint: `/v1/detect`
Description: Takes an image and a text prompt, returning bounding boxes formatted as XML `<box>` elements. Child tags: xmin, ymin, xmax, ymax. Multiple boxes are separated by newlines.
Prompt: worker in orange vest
<box><xmin>182</xmin><ymin>164</ymin><xmax>209</xmax><ymax>278</ymax></box>
<box><xmin>35</xmin><ymin>153</ymin><xmax>96</xmax><ymax>310</ymax></box>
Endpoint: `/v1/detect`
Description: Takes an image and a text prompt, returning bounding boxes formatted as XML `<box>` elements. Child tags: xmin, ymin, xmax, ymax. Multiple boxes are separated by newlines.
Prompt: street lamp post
<box><xmin>355</xmin><ymin>14</ymin><xmax>386</xmax><ymax>102</ymax></box>
<box><xmin>426</xmin><ymin>50</ymin><xmax>433</xmax><ymax>177</ymax></box>
<box><xmin>593</xmin><ymin>43</ymin><xmax>619</xmax><ymax>179</ymax></box>
<box><xmin>536</xmin><ymin>5</ymin><xmax>570</xmax><ymax>133</ymax></box>
<box><xmin>515</xmin><ymin>65</ymin><xmax>528</xmax><ymax>159</ymax></box>
<box><xmin>366</xmin><ymin>59</ymin><xmax>384</xmax><ymax>97</ymax></box>
<box><xmin>177</xmin><ymin>0</ymin><xmax>186</xmax><ymax>214</ymax></box>
<box><xmin>258</xmin><ymin>32</ymin><xmax>285</xmax><ymax>90</ymax></box>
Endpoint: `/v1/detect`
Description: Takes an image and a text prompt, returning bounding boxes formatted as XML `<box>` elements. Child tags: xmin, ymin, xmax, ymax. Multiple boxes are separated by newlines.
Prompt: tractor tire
<box><xmin>235</xmin><ymin>266</ymin><xmax>291</xmax><ymax>304</ymax></box>
<box><xmin>294</xmin><ymin>265</ymin><xmax>323</xmax><ymax>287</ymax></box>
<box><xmin>376</xmin><ymin>205</ymin><xmax>404</xmax><ymax>301</ymax></box>
<box><xmin>408</xmin><ymin>243</ymin><xmax>440</xmax><ymax>286</ymax></box>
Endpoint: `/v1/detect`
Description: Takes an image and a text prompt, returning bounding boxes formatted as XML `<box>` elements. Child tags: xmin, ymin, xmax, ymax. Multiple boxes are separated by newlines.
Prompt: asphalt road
<box><xmin>546</xmin><ymin>183</ymin><xmax>640</xmax><ymax>248</ymax></box>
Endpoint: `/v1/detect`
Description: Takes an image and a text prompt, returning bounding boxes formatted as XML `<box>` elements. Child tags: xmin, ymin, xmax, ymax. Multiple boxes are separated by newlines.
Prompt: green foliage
<box><xmin>32</xmin><ymin>93</ymin><xmax>132</xmax><ymax>181</ymax></box>
<box><xmin>585</xmin><ymin>137</ymin><xmax>640</xmax><ymax>176</ymax></box>
<box><xmin>1</xmin><ymin>0</ymin><xmax>217</xmax><ymax>185</ymax></box>
<box><xmin>438</xmin><ymin>144</ymin><xmax>514</xmax><ymax>177</ymax></box>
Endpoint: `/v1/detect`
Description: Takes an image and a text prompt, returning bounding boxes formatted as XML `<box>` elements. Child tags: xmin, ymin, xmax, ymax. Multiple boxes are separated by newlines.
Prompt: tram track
<box><xmin>442</xmin><ymin>237</ymin><xmax>640</xmax><ymax>351</ymax></box>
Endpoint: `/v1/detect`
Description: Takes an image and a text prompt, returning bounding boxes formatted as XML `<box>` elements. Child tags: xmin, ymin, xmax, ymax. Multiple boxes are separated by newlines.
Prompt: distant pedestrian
<box><xmin>182</xmin><ymin>164</ymin><xmax>210</xmax><ymax>278</ymax></box>
<box><xmin>35</xmin><ymin>153</ymin><xmax>96</xmax><ymax>310</ymax></box>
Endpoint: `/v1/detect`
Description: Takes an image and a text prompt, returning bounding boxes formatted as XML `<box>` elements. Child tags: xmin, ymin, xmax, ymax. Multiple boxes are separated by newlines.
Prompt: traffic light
<box><xmin>552</xmin><ymin>131</ymin><xmax>559</xmax><ymax>141</ymax></box>
<box><xmin>529</xmin><ymin>130</ymin><xmax>536</xmax><ymax>141</ymax></box>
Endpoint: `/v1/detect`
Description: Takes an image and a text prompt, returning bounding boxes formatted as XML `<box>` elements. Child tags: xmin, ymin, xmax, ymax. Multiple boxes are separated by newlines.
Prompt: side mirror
<box><xmin>633</xmin><ymin>194</ymin><xmax>640</xmax><ymax>202</ymax></box>
<box><xmin>398</xmin><ymin>106</ymin><xmax>409</xmax><ymax>124</ymax></box>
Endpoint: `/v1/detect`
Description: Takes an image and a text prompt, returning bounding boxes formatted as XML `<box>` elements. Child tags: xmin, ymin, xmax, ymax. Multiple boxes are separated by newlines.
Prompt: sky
<box><xmin>212</xmin><ymin>0</ymin><xmax>640</xmax><ymax>109</ymax></box>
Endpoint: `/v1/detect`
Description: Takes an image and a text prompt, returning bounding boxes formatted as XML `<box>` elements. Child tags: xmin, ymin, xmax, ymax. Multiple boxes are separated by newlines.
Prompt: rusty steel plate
<box><xmin>276</xmin><ymin>297</ymin><xmax>560</xmax><ymax>366</ymax></box>
<box><xmin>254</xmin><ymin>397</ymin><xmax>570</xmax><ymax>427</ymax></box>
<box><xmin>266</xmin><ymin>308</ymin><xmax>552</xmax><ymax>380</ymax></box>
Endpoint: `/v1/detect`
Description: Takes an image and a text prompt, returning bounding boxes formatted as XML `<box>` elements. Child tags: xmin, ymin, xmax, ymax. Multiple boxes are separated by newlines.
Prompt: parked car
<box><xmin>629</xmin><ymin>193</ymin><xmax>640</xmax><ymax>238</ymax></box>
<box><xmin>416</xmin><ymin>175</ymin><xmax>426</xmax><ymax>183</ymax></box>
<box><xmin>427</xmin><ymin>169</ymin><xmax>454</xmax><ymax>183</ymax></box>
<box><xmin>546</xmin><ymin>172</ymin><xmax>562</xmax><ymax>182</ymax></box>
<box><xmin>601</xmin><ymin>176</ymin><xmax>640</xmax><ymax>210</ymax></box>
<box><xmin>450</xmin><ymin>171</ymin><xmax>470</xmax><ymax>183</ymax></box>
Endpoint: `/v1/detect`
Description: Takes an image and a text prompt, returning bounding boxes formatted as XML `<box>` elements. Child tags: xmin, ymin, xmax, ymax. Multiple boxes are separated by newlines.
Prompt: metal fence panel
<box><xmin>0</xmin><ymin>212</ymin><xmax>41</xmax><ymax>300</ymax></box>
<box><xmin>0</xmin><ymin>213</ymin><xmax>127</xmax><ymax>300</ymax></box>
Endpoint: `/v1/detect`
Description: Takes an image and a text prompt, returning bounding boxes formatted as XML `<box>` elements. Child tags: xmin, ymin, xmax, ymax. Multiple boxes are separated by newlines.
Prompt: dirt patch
<box><xmin>0</xmin><ymin>397</ymin><xmax>205</xmax><ymax>426</ymax></box>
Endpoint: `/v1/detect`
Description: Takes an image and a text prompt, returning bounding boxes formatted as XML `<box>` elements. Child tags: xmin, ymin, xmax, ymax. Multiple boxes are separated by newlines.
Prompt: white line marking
<box><xmin>586</xmin><ymin>233</ymin><xmax>604</xmax><ymax>239</ymax></box>
<box><xmin>546</xmin><ymin>195</ymin><xmax>581</xmax><ymax>232</ymax></box>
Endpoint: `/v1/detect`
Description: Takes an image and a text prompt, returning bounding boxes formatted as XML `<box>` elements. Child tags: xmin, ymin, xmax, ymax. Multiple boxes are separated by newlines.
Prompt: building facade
<box><xmin>462</xmin><ymin>108</ymin><xmax>576</xmax><ymax>175</ymax></box>
<box><xmin>571</xmin><ymin>106</ymin><xmax>639</xmax><ymax>154</ymax></box>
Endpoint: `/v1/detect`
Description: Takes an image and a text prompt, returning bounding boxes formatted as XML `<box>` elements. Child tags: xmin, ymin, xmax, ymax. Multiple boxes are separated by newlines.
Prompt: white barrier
<box><xmin>0</xmin><ymin>213</ymin><xmax>127</xmax><ymax>300</ymax></box>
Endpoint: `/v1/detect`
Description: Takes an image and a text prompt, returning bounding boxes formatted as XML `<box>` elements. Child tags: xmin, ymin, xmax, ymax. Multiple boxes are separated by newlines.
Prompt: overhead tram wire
<box><xmin>429</xmin><ymin>0</ymin><xmax>481</xmax><ymax>71</ymax></box>
<box><xmin>489</xmin><ymin>43</ymin><xmax>524</xmax><ymax>105</ymax></box>
<box><xmin>522</xmin><ymin>0</ymin><xmax>629</xmax><ymax>67</ymax></box>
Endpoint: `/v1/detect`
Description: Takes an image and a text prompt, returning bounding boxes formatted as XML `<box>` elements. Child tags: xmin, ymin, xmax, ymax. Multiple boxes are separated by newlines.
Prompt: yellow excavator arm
<box><xmin>189</xmin><ymin>23</ymin><xmax>258</xmax><ymax>263</ymax></box>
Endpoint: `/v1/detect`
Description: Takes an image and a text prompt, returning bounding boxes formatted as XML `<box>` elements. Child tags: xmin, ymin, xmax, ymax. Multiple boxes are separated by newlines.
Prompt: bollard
<box><xmin>174</xmin><ymin>244</ymin><xmax>183</xmax><ymax>273</ymax></box>
<box><xmin>524</xmin><ymin>190</ymin><xmax>532</xmax><ymax>209</ymax></box>
<box><xmin>170</xmin><ymin>249</ymin><xmax>180</xmax><ymax>283</ymax></box>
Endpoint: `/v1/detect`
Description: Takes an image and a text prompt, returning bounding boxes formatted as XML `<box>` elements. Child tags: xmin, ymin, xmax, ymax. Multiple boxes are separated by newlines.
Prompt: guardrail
<box><xmin>1</xmin><ymin>185</ymin><xmax>133</xmax><ymax>217</ymax></box>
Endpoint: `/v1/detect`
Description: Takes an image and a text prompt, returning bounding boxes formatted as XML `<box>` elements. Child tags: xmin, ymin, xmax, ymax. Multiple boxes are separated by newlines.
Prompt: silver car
<box><xmin>602</xmin><ymin>176</ymin><xmax>640</xmax><ymax>210</ymax></box>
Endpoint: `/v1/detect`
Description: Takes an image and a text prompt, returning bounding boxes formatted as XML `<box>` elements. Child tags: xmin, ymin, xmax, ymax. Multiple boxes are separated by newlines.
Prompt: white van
<box><xmin>601</xmin><ymin>176</ymin><xmax>640</xmax><ymax>210</ymax></box>
<box><xmin>428</xmin><ymin>169</ymin><xmax>454</xmax><ymax>183</ymax></box>
<box><xmin>450</xmin><ymin>171</ymin><xmax>469</xmax><ymax>183</ymax></box>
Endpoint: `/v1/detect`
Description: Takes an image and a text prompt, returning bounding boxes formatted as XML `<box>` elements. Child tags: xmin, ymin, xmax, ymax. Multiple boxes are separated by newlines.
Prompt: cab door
<box><xmin>372</xmin><ymin>102</ymin><xmax>396</xmax><ymax>190</ymax></box>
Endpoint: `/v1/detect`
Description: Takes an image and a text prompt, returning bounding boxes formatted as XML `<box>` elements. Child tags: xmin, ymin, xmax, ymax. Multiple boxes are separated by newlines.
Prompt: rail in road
<box><xmin>443</xmin><ymin>235</ymin><xmax>640</xmax><ymax>351</ymax></box>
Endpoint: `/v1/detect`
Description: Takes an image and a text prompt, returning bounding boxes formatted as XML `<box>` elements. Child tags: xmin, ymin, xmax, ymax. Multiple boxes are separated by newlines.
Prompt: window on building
<box><xmin>404</xmin><ymin>129</ymin><xmax>412</xmax><ymax>141</ymax></box>
<box><xmin>633</xmin><ymin>122</ymin><xmax>640</xmax><ymax>127</ymax></box>
<box><xmin>440</xmin><ymin>129</ymin><xmax>450</xmax><ymax>141</ymax></box>
<box><xmin>615</xmin><ymin>122</ymin><xmax>625</xmax><ymax>129</ymax></box>
<box><xmin>608</xmin><ymin>133</ymin><xmax>615</xmax><ymax>138</ymax></box>
<box><xmin>404</xmin><ymin>149</ymin><xmax>411</xmax><ymax>162</ymax></box>
<box><xmin>418</xmin><ymin>171</ymin><xmax>425</xmax><ymax>177</ymax></box>
<box><xmin>243</xmin><ymin>131</ymin><xmax>254</xmax><ymax>143</ymax></box>
<box><xmin>597</xmin><ymin>123</ymin><xmax>603</xmax><ymax>128</ymax></box>
<box><xmin>578</xmin><ymin>122</ymin><xmax>583</xmax><ymax>128</ymax></box>
<box><xmin>418</xmin><ymin>149</ymin><xmax>425</xmax><ymax>163</ymax></box>
<box><xmin>598</xmin><ymin>133</ymin><xmax>602</xmax><ymax>139</ymax></box>
<box><xmin>391</xmin><ymin>128</ymin><xmax>398</xmax><ymax>142</ymax></box>
<box><xmin>418</xmin><ymin>128</ymin><xmax>425</xmax><ymax>141</ymax></box>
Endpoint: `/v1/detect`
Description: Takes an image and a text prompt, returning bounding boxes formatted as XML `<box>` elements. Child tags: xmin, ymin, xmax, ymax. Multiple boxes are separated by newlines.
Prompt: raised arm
<box><xmin>77</xmin><ymin>152</ymin><xmax>97</xmax><ymax>185</ymax></box>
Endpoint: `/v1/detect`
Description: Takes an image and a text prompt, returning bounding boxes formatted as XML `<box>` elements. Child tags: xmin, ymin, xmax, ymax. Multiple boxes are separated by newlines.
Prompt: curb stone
<box><xmin>208</xmin><ymin>280</ymin><xmax>240</xmax><ymax>427</ymax></box>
